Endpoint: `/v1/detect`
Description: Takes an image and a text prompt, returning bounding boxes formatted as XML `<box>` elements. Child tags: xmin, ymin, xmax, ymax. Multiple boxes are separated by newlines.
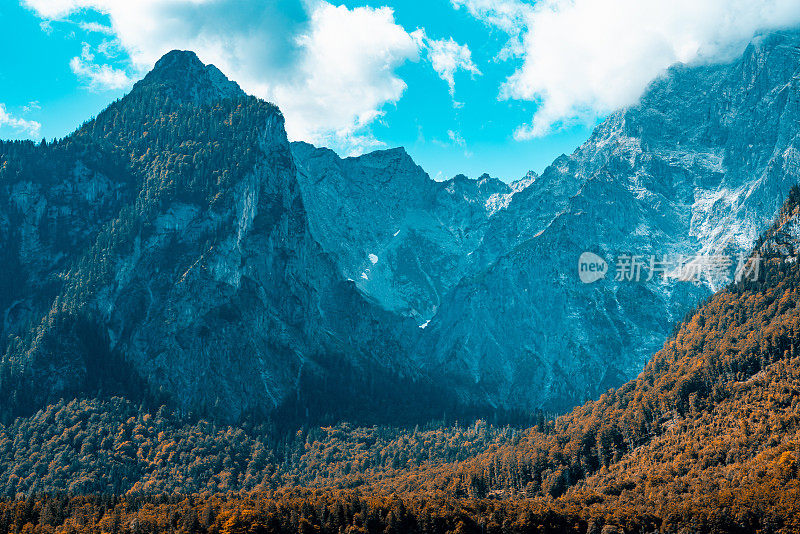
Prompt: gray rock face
<box><xmin>98</xmin><ymin>116</ymin><xmax>337</xmax><ymax>420</ymax></box>
<box><xmin>0</xmin><ymin>51</ymin><xmax>420</xmax><ymax>423</ymax></box>
<box><xmin>416</xmin><ymin>30</ymin><xmax>800</xmax><ymax>411</ymax></box>
<box><xmin>292</xmin><ymin>142</ymin><xmax>511</xmax><ymax>324</ymax></box>
<box><xmin>284</xmin><ymin>29</ymin><xmax>800</xmax><ymax>414</ymax></box>
<box><xmin>0</xmin><ymin>151</ymin><xmax>139</xmax><ymax>343</ymax></box>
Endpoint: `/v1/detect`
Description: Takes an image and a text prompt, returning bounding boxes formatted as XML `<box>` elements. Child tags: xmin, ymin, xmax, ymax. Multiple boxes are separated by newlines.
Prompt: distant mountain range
<box><xmin>2</xmin><ymin>31</ymin><xmax>800</xmax><ymax>425</ymax></box>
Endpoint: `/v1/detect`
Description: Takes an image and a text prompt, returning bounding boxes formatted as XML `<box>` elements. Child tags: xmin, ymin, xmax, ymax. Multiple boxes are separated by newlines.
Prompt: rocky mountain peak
<box><xmin>348</xmin><ymin>146</ymin><xmax>420</xmax><ymax>174</ymax></box>
<box><xmin>131</xmin><ymin>50</ymin><xmax>245</xmax><ymax>104</ymax></box>
<box><xmin>5</xmin><ymin>29</ymin><xmax>800</xmax><ymax>428</ymax></box>
<box><xmin>442</xmin><ymin>173</ymin><xmax>510</xmax><ymax>203</ymax></box>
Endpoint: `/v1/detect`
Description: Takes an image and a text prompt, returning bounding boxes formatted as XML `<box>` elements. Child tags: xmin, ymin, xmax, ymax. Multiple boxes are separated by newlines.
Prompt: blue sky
<box><xmin>2</xmin><ymin>0</ymin><xmax>800</xmax><ymax>182</ymax></box>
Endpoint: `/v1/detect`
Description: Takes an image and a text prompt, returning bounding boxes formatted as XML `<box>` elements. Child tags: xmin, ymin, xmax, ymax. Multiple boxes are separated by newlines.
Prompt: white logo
<box><xmin>578</xmin><ymin>252</ymin><xmax>607</xmax><ymax>284</ymax></box>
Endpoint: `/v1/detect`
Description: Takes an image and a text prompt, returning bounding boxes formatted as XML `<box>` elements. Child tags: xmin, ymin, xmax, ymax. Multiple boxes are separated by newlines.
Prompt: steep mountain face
<box><xmin>417</xmin><ymin>29</ymin><xmax>800</xmax><ymax>412</ymax></box>
<box><xmin>292</xmin><ymin>142</ymin><xmax>511</xmax><ymax>323</ymax></box>
<box><xmin>3</xmin><ymin>30</ymin><xmax>800</xmax><ymax>427</ymax></box>
<box><xmin>0</xmin><ymin>51</ymin><xmax>425</xmax><ymax>424</ymax></box>
<box><xmin>3</xmin><ymin>191</ymin><xmax>800</xmax><ymax>531</ymax></box>
<box><xmin>0</xmin><ymin>142</ymin><xmax>138</xmax><ymax>344</ymax></box>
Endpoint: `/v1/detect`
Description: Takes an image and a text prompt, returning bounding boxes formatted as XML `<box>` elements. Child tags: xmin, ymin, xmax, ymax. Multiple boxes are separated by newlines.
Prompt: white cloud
<box><xmin>455</xmin><ymin>0</ymin><xmax>800</xmax><ymax>138</ymax></box>
<box><xmin>69</xmin><ymin>42</ymin><xmax>132</xmax><ymax>90</ymax></box>
<box><xmin>79</xmin><ymin>21</ymin><xmax>115</xmax><ymax>34</ymax></box>
<box><xmin>70</xmin><ymin>56</ymin><xmax>133</xmax><ymax>90</ymax></box>
<box><xmin>414</xmin><ymin>30</ymin><xmax>481</xmax><ymax>99</ymax></box>
<box><xmin>22</xmin><ymin>101</ymin><xmax>41</xmax><ymax>113</ymax></box>
<box><xmin>24</xmin><ymin>0</ymin><xmax>475</xmax><ymax>155</ymax></box>
<box><xmin>0</xmin><ymin>104</ymin><xmax>42</xmax><ymax>138</ymax></box>
<box><xmin>23</xmin><ymin>0</ymin><xmax>88</xmax><ymax>18</ymax></box>
<box><xmin>447</xmin><ymin>129</ymin><xmax>466</xmax><ymax>147</ymax></box>
<box><xmin>447</xmin><ymin>129</ymin><xmax>473</xmax><ymax>157</ymax></box>
<box><xmin>271</xmin><ymin>3</ymin><xmax>419</xmax><ymax>154</ymax></box>
<box><xmin>451</xmin><ymin>0</ymin><xmax>530</xmax><ymax>59</ymax></box>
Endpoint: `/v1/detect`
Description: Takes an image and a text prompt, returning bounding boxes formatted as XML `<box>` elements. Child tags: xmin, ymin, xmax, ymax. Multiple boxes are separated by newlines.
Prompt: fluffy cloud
<box><xmin>24</xmin><ymin>0</ymin><xmax>477</xmax><ymax>154</ymax></box>
<box><xmin>69</xmin><ymin>42</ymin><xmax>132</xmax><ymax>90</ymax></box>
<box><xmin>0</xmin><ymin>104</ymin><xmax>42</xmax><ymax>138</ymax></box>
<box><xmin>271</xmin><ymin>3</ymin><xmax>419</xmax><ymax>154</ymax></box>
<box><xmin>414</xmin><ymin>30</ymin><xmax>481</xmax><ymax>99</ymax></box>
<box><xmin>70</xmin><ymin>56</ymin><xmax>132</xmax><ymax>90</ymax></box>
<box><xmin>454</xmin><ymin>0</ymin><xmax>800</xmax><ymax>138</ymax></box>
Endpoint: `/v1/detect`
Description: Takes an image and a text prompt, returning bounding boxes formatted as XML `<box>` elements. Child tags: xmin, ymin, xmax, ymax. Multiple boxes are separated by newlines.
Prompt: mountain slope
<box><xmin>285</xmin><ymin>187</ymin><xmax>800</xmax><ymax>528</ymax></box>
<box><xmin>0</xmin><ymin>51</ymin><xmax>430</xmax><ymax>425</ymax></box>
<box><xmin>4</xmin><ymin>189</ymin><xmax>800</xmax><ymax>531</ymax></box>
<box><xmin>292</xmin><ymin>142</ymin><xmax>510</xmax><ymax>323</ymax></box>
<box><xmin>418</xmin><ymin>29</ymin><xmax>800</xmax><ymax>412</ymax></box>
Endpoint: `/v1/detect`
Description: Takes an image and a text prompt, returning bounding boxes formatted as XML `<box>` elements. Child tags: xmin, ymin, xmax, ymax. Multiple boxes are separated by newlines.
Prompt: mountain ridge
<box><xmin>413</xmin><ymin>28</ymin><xmax>800</xmax><ymax>412</ymax></box>
<box><xmin>4</xmin><ymin>30</ymin><xmax>800</xmax><ymax>425</ymax></box>
<box><xmin>0</xmin><ymin>54</ymin><xmax>443</xmax><ymax>426</ymax></box>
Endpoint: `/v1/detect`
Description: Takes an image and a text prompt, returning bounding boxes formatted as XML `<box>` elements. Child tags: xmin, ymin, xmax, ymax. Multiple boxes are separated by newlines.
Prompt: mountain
<box><xmin>416</xmin><ymin>29</ymin><xmax>800</xmax><ymax>412</ymax></box>
<box><xmin>363</xmin><ymin>187</ymin><xmax>800</xmax><ymax>530</ymax></box>
<box><xmin>4</xmin><ymin>30</ymin><xmax>800</xmax><ymax>428</ymax></box>
<box><xmin>0</xmin><ymin>51</ymin><xmax>441</xmax><ymax>425</ymax></box>
<box><xmin>3</xmin><ymin>187</ymin><xmax>800</xmax><ymax>530</ymax></box>
<box><xmin>293</xmin><ymin>30</ymin><xmax>800</xmax><ymax>415</ymax></box>
<box><xmin>292</xmin><ymin>142</ymin><xmax>511</xmax><ymax>323</ymax></box>
<box><xmin>4</xmin><ymin>36</ymin><xmax>800</xmax><ymax>530</ymax></box>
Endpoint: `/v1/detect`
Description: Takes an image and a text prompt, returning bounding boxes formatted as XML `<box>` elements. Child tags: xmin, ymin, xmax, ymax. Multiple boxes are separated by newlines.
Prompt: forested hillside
<box><xmin>3</xmin><ymin>189</ymin><xmax>800</xmax><ymax>532</ymax></box>
<box><xmin>0</xmin><ymin>50</ymin><xmax>448</xmax><ymax>428</ymax></box>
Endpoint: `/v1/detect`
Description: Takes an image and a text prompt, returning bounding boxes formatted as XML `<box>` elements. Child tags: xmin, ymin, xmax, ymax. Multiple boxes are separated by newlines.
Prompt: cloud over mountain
<box><xmin>0</xmin><ymin>103</ymin><xmax>41</xmax><ymax>138</ymax></box>
<box><xmin>23</xmin><ymin>0</ymin><xmax>478</xmax><ymax>155</ymax></box>
<box><xmin>454</xmin><ymin>0</ymin><xmax>800</xmax><ymax>138</ymax></box>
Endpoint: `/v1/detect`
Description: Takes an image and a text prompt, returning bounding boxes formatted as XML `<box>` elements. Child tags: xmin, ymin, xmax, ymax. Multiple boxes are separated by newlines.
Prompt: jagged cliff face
<box><xmin>292</xmin><ymin>142</ymin><xmax>512</xmax><ymax>324</ymax></box>
<box><xmin>0</xmin><ymin>151</ymin><xmax>137</xmax><ymax>343</ymax></box>
<box><xmin>0</xmin><ymin>51</ymin><xmax>422</xmax><ymax>423</ymax></box>
<box><xmin>417</xmin><ymin>30</ymin><xmax>800</xmax><ymax>411</ymax></box>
